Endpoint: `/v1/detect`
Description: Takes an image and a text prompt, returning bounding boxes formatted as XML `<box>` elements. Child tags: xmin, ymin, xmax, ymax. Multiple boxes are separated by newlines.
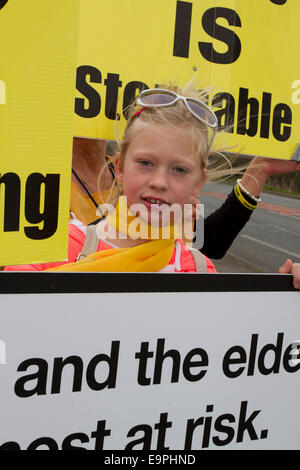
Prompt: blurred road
<box><xmin>200</xmin><ymin>181</ymin><xmax>300</xmax><ymax>273</ymax></box>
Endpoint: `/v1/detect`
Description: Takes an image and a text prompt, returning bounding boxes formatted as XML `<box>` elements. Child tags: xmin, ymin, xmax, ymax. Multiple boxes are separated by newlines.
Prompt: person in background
<box><xmin>70</xmin><ymin>137</ymin><xmax>116</xmax><ymax>225</ymax></box>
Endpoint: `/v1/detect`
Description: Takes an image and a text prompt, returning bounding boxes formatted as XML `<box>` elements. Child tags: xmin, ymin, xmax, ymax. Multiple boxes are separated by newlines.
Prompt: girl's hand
<box><xmin>240</xmin><ymin>158</ymin><xmax>300</xmax><ymax>196</ymax></box>
<box><xmin>278</xmin><ymin>259</ymin><xmax>300</xmax><ymax>290</ymax></box>
<box><xmin>253</xmin><ymin>157</ymin><xmax>300</xmax><ymax>178</ymax></box>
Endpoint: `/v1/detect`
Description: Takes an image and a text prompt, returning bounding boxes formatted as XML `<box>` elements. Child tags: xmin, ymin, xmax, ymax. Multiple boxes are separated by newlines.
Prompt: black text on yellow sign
<box><xmin>0</xmin><ymin>173</ymin><xmax>60</xmax><ymax>240</ymax></box>
<box><xmin>74</xmin><ymin>0</ymin><xmax>299</xmax><ymax>160</ymax></box>
<box><xmin>75</xmin><ymin>67</ymin><xmax>293</xmax><ymax>144</ymax></box>
<box><xmin>0</xmin><ymin>1</ymin><xmax>9</xmax><ymax>10</ymax></box>
<box><xmin>0</xmin><ymin>0</ymin><xmax>79</xmax><ymax>265</ymax></box>
<box><xmin>172</xmin><ymin>1</ymin><xmax>288</xmax><ymax>63</ymax></box>
<box><xmin>75</xmin><ymin>0</ymin><xmax>292</xmax><ymax>142</ymax></box>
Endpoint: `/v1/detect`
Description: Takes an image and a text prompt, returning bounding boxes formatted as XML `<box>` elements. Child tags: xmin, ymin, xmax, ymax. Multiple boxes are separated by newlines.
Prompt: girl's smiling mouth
<box><xmin>142</xmin><ymin>197</ymin><xmax>170</xmax><ymax>208</ymax></box>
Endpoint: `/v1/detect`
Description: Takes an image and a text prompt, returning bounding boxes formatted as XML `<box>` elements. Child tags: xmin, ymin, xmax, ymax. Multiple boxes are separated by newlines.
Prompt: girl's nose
<box><xmin>148</xmin><ymin>169</ymin><xmax>168</xmax><ymax>190</ymax></box>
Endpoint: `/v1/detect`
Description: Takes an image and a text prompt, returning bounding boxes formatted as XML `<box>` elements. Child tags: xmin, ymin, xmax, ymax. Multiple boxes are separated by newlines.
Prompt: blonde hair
<box><xmin>100</xmin><ymin>82</ymin><xmax>245</xmax><ymax>205</ymax></box>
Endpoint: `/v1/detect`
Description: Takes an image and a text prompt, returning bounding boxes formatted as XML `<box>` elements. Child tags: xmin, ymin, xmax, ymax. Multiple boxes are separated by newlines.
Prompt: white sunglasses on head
<box><xmin>136</xmin><ymin>88</ymin><xmax>218</xmax><ymax>148</ymax></box>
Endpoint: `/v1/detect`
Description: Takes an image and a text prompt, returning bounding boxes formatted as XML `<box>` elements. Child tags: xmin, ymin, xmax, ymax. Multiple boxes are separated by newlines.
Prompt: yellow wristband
<box><xmin>234</xmin><ymin>184</ymin><xmax>257</xmax><ymax>211</ymax></box>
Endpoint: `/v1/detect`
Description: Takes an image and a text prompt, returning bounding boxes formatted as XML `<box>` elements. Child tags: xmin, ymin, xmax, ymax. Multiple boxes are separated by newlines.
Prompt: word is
<box><xmin>173</xmin><ymin>3</ymin><xmax>242</xmax><ymax>64</ymax></box>
<box><xmin>173</xmin><ymin>1</ymin><xmax>288</xmax><ymax>64</ymax></box>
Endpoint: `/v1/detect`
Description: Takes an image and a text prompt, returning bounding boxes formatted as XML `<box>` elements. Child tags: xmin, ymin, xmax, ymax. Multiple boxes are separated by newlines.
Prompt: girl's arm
<box><xmin>201</xmin><ymin>157</ymin><xmax>300</xmax><ymax>259</ymax></box>
<box><xmin>238</xmin><ymin>157</ymin><xmax>300</xmax><ymax>196</ymax></box>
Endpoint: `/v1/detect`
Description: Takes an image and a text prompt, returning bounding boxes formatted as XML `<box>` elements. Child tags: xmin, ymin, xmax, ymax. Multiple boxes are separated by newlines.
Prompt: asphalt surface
<box><xmin>200</xmin><ymin>181</ymin><xmax>300</xmax><ymax>273</ymax></box>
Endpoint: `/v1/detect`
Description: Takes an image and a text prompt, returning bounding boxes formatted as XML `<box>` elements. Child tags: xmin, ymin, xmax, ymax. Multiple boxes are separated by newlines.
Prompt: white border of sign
<box><xmin>0</xmin><ymin>273</ymin><xmax>299</xmax><ymax>451</ymax></box>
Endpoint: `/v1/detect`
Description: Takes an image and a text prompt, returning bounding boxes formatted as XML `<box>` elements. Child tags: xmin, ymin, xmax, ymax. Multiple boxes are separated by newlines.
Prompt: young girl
<box><xmin>45</xmin><ymin>85</ymin><xmax>300</xmax><ymax>283</ymax></box>
<box><xmin>48</xmin><ymin>86</ymin><xmax>219</xmax><ymax>273</ymax></box>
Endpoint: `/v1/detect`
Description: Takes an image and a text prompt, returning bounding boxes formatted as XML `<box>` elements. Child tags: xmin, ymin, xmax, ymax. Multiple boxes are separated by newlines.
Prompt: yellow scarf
<box><xmin>47</xmin><ymin>196</ymin><xmax>179</xmax><ymax>272</ymax></box>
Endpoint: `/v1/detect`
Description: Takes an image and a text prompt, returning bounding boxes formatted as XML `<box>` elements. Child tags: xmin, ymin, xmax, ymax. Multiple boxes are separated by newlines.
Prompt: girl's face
<box><xmin>115</xmin><ymin>122</ymin><xmax>206</xmax><ymax>224</ymax></box>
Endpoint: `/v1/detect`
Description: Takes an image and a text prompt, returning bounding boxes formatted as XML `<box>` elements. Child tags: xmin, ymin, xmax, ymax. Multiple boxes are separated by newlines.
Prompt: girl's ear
<box><xmin>114</xmin><ymin>152</ymin><xmax>123</xmax><ymax>182</ymax></box>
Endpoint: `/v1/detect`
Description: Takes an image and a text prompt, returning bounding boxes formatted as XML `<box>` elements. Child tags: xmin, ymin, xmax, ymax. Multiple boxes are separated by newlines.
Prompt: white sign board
<box><xmin>0</xmin><ymin>273</ymin><xmax>299</xmax><ymax>450</ymax></box>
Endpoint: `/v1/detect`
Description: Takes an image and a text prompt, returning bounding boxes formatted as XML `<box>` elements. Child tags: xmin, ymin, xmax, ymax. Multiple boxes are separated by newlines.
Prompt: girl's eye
<box><xmin>173</xmin><ymin>167</ymin><xmax>188</xmax><ymax>175</ymax></box>
<box><xmin>139</xmin><ymin>160</ymin><xmax>152</xmax><ymax>167</ymax></box>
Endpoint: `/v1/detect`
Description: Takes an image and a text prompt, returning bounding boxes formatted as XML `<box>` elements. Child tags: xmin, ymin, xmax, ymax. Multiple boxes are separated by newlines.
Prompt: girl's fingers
<box><xmin>278</xmin><ymin>258</ymin><xmax>293</xmax><ymax>274</ymax></box>
<box><xmin>291</xmin><ymin>264</ymin><xmax>300</xmax><ymax>290</ymax></box>
<box><xmin>278</xmin><ymin>259</ymin><xmax>300</xmax><ymax>290</ymax></box>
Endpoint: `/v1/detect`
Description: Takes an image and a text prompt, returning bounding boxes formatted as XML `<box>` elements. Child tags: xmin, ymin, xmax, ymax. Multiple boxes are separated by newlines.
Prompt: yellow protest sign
<box><xmin>74</xmin><ymin>0</ymin><xmax>300</xmax><ymax>161</ymax></box>
<box><xmin>0</xmin><ymin>0</ymin><xmax>79</xmax><ymax>266</ymax></box>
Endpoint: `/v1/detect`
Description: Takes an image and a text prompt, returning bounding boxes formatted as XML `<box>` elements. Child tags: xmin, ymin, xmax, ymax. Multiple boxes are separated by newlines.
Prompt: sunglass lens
<box><xmin>140</xmin><ymin>92</ymin><xmax>176</xmax><ymax>106</ymax></box>
<box><xmin>187</xmin><ymin>99</ymin><xmax>216</xmax><ymax>126</ymax></box>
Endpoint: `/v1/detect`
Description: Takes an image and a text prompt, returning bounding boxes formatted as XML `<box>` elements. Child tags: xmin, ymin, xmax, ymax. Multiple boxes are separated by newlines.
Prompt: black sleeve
<box><xmin>201</xmin><ymin>188</ymin><xmax>256</xmax><ymax>259</ymax></box>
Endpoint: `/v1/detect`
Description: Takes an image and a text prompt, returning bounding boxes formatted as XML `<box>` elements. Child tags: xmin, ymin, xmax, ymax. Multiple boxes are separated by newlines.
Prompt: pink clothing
<box><xmin>4</xmin><ymin>217</ymin><xmax>216</xmax><ymax>273</ymax></box>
